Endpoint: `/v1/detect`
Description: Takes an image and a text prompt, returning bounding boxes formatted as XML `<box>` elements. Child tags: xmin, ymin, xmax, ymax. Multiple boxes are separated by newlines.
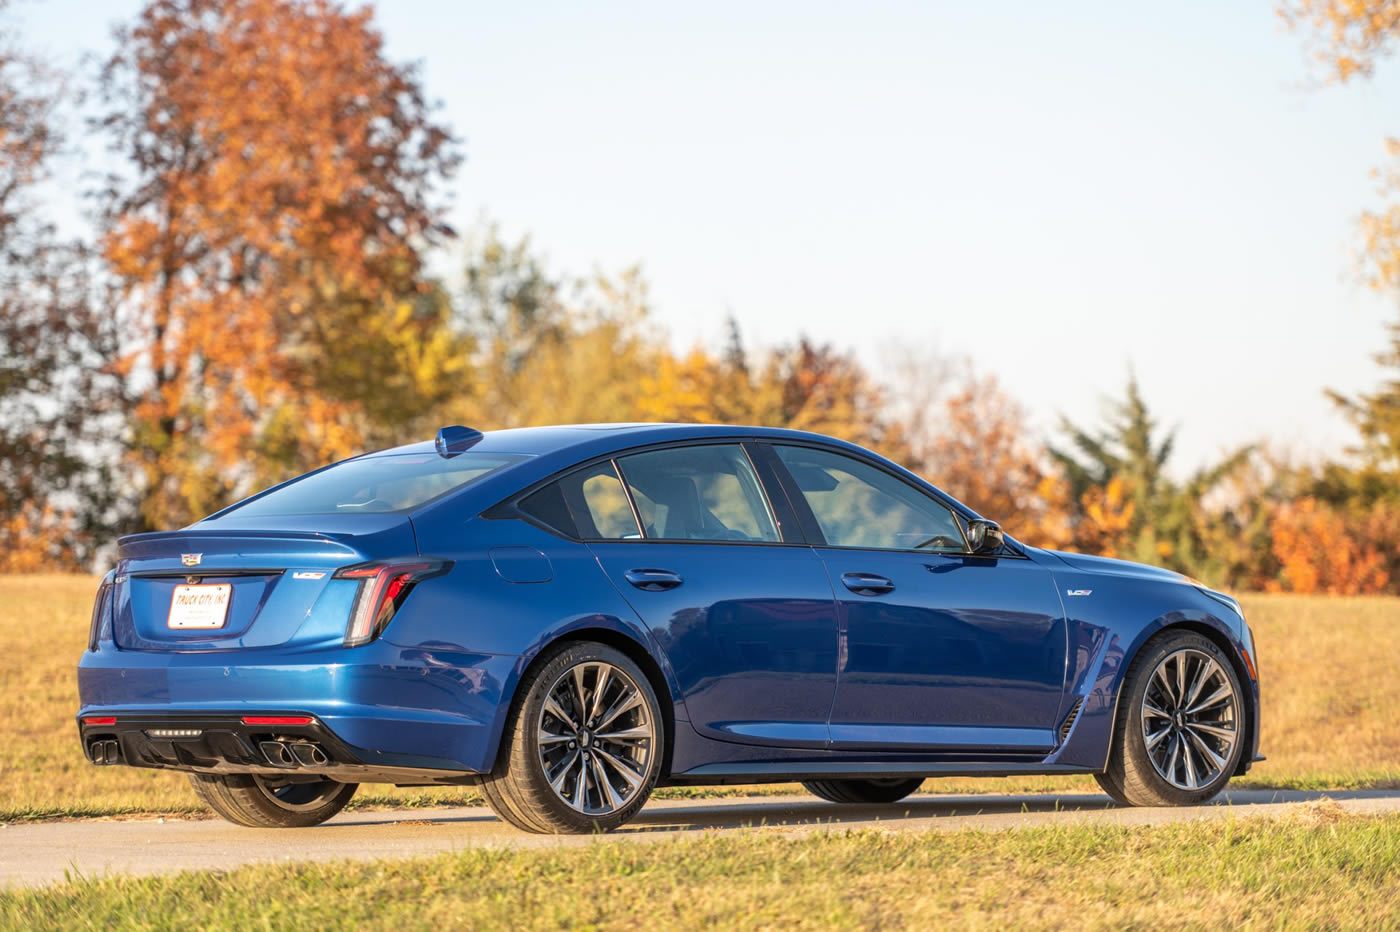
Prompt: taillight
<box><xmin>333</xmin><ymin>560</ymin><xmax>449</xmax><ymax>647</ymax></box>
<box><xmin>83</xmin><ymin>716</ymin><xmax>117</xmax><ymax>726</ymax></box>
<box><xmin>241</xmin><ymin>715</ymin><xmax>313</xmax><ymax>726</ymax></box>
<box><xmin>88</xmin><ymin>572</ymin><xmax>115</xmax><ymax>651</ymax></box>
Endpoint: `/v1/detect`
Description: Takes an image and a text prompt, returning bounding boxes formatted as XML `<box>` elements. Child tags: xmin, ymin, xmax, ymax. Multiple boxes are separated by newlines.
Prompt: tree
<box><xmin>0</xmin><ymin>4</ymin><xmax>118</xmax><ymax>570</ymax></box>
<box><xmin>1321</xmin><ymin>315</ymin><xmax>1400</xmax><ymax>495</ymax></box>
<box><xmin>96</xmin><ymin>0</ymin><xmax>462</xmax><ymax>530</ymax></box>
<box><xmin>1051</xmin><ymin>375</ymin><xmax>1253</xmax><ymax>577</ymax></box>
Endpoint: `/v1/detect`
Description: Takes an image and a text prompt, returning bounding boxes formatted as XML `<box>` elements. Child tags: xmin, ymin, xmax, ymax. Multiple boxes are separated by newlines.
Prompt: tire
<box><xmin>1096</xmin><ymin>630</ymin><xmax>1246</xmax><ymax>807</ymax></box>
<box><xmin>187</xmin><ymin>773</ymin><xmax>357</xmax><ymax>828</ymax></box>
<box><xmin>481</xmin><ymin>641</ymin><xmax>665</xmax><ymax>834</ymax></box>
<box><xmin>802</xmin><ymin>778</ymin><xmax>925</xmax><ymax>804</ymax></box>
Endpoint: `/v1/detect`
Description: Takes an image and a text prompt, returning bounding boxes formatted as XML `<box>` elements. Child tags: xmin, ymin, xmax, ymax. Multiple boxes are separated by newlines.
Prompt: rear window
<box><xmin>221</xmin><ymin>452</ymin><xmax>528</xmax><ymax>517</ymax></box>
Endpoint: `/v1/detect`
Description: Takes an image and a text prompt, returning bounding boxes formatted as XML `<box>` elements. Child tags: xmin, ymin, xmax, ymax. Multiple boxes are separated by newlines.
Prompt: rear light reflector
<box><xmin>333</xmin><ymin>560</ymin><xmax>450</xmax><ymax>647</ymax></box>
<box><xmin>83</xmin><ymin>716</ymin><xmax>117</xmax><ymax>726</ymax></box>
<box><xmin>241</xmin><ymin>715</ymin><xmax>314</xmax><ymax>726</ymax></box>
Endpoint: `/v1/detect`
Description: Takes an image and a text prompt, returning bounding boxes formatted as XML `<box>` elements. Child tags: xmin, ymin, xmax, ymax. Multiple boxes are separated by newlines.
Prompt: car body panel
<box><xmin>817</xmin><ymin>547</ymin><xmax>1068</xmax><ymax>752</ymax></box>
<box><xmin>590</xmin><ymin>540</ymin><xmax>839</xmax><ymax>748</ymax></box>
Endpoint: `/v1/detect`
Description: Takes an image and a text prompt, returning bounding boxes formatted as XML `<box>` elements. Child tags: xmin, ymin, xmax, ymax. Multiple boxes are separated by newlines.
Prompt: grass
<box><xmin>2</xmin><ymin>806</ymin><xmax>1398</xmax><ymax>929</ymax></box>
<box><xmin>2</xmin><ymin>576</ymin><xmax>1397</xmax><ymax>821</ymax></box>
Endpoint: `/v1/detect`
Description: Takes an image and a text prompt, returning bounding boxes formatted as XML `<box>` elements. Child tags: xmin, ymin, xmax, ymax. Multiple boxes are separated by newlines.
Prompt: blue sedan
<box><xmin>77</xmin><ymin>424</ymin><xmax>1261</xmax><ymax>832</ymax></box>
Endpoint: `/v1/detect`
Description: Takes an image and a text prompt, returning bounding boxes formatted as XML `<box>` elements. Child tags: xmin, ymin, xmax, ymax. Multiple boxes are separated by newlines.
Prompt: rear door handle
<box><xmin>841</xmin><ymin>572</ymin><xmax>894</xmax><ymax>595</ymax></box>
<box><xmin>624</xmin><ymin>568</ymin><xmax>684</xmax><ymax>591</ymax></box>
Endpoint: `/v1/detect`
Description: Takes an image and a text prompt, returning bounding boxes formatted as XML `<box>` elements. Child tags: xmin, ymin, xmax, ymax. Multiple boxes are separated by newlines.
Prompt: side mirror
<box><xmin>966</xmin><ymin>518</ymin><xmax>1004</xmax><ymax>554</ymax></box>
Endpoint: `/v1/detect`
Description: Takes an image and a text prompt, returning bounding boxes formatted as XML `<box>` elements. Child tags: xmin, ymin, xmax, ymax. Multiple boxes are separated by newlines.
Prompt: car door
<box><xmin>576</xmin><ymin>443</ymin><xmax>840</xmax><ymax>749</ymax></box>
<box><xmin>767</xmin><ymin>443</ymin><xmax>1069</xmax><ymax>754</ymax></box>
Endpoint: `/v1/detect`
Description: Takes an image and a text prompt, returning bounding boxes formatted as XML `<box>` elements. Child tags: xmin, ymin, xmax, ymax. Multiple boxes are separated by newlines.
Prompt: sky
<box><xmin>13</xmin><ymin>0</ymin><xmax>1400</xmax><ymax>476</ymax></box>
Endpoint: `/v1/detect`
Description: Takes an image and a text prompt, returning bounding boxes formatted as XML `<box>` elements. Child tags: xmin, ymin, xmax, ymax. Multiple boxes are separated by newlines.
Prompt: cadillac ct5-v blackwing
<box><xmin>78</xmin><ymin>424</ymin><xmax>1261</xmax><ymax>833</ymax></box>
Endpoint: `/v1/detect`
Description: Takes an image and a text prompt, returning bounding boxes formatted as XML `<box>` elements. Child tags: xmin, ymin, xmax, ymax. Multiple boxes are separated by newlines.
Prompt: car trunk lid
<box><xmin>111</xmin><ymin>515</ymin><xmax>417</xmax><ymax>651</ymax></box>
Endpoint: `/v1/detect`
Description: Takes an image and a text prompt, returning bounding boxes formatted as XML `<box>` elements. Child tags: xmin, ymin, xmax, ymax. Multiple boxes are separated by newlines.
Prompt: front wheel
<box><xmin>803</xmin><ymin>777</ymin><xmax>925</xmax><ymax>804</ymax></box>
<box><xmin>1096</xmin><ymin>630</ymin><xmax>1246</xmax><ymax>807</ymax></box>
<box><xmin>480</xmin><ymin>642</ymin><xmax>664</xmax><ymax>834</ymax></box>
<box><xmin>187</xmin><ymin>773</ymin><xmax>357</xmax><ymax>827</ymax></box>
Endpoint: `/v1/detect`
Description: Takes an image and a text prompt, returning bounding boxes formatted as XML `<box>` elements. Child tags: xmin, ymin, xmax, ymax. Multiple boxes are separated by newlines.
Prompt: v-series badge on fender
<box><xmin>1066</xmin><ymin>589</ymin><xmax>1093</xmax><ymax>596</ymax></box>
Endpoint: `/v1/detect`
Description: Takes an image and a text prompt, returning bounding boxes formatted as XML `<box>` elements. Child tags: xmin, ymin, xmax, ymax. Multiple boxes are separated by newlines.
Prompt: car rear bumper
<box><xmin>76</xmin><ymin>640</ymin><xmax>522</xmax><ymax>774</ymax></box>
<box><xmin>76</xmin><ymin>711</ymin><xmax>484</xmax><ymax>784</ymax></box>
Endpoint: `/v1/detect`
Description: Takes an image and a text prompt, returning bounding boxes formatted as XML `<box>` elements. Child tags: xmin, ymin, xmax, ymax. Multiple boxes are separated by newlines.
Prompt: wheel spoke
<box><xmin>1181</xmin><ymin>734</ymin><xmax>1200</xmax><ymax>788</ymax></box>
<box><xmin>572</xmin><ymin>664</ymin><xmax>592</xmax><ymax>725</ymax></box>
<box><xmin>1187</xmin><ymin>685</ymin><xmax>1233</xmax><ymax>715</ymax></box>
<box><xmin>594</xmin><ymin>747</ymin><xmax>644</xmax><ymax>790</ymax></box>
<box><xmin>596</xmin><ymin>725</ymin><xmax>652</xmax><ymax>742</ymax></box>
<box><xmin>1187</xmin><ymin>720</ymin><xmax>1237</xmax><ymax>742</ymax></box>
<box><xmin>571</xmin><ymin>752</ymin><xmax>589</xmax><ymax>811</ymax></box>
<box><xmin>1183</xmin><ymin>658</ymin><xmax>1215</xmax><ymax>710</ymax></box>
<box><xmin>1166</xmin><ymin>733</ymin><xmax>1181</xmax><ymax>782</ymax></box>
<box><xmin>537</xmin><ymin>730</ymin><xmax>573</xmax><ymax>745</ymax></box>
<box><xmin>1154</xmin><ymin>663</ymin><xmax>1178</xmax><ymax>705</ymax></box>
<box><xmin>591</xmin><ymin>755</ymin><xmax>624</xmax><ymax>811</ymax></box>
<box><xmin>1175</xmin><ymin>653</ymin><xmax>1189</xmax><ymax>710</ymax></box>
<box><xmin>548</xmin><ymin>748</ymin><xmax>580</xmax><ymax>791</ymax></box>
<box><xmin>1184</xmin><ymin>728</ymin><xmax>1226</xmax><ymax>770</ymax></box>
<box><xmin>1144</xmin><ymin>725</ymin><xmax>1172</xmax><ymax>751</ymax></box>
<box><xmin>590</xmin><ymin>665</ymin><xmax>612</xmax><ymax>723</ymax></box>
<box><xmin>544</xmin><ymin>695</ymin><xmax>577</xmax><ymax>731</ymax></box>
<box><xmin>596</xmin><ymin>689</ymin><xmax>643</xmax><ymax>732</ymax></box>
<box><xmin>1142</xmin><ymin>701</ymin><xmax>1172</xmax><ymax>720</ymax></box>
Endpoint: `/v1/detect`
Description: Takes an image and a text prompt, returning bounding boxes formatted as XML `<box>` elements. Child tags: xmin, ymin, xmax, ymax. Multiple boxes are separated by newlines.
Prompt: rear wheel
<box><xmin>481</xmin><ymin>641</ymin><xmax>664</xmax><ymax>834</ymax></box>
<box><xmin>802</xmin><ymin>777</ymin><xmax>925</xmax><ymax>804</ymax></box>
<box><xmin>1096</xmin><ymin>630</ymin><xmax>1245</xmax><ymax>807</ymax></box>
<box><xmin>187</xmin><ymin>773</ymin><xmax>357</xmax><ymax>828</ymax></box>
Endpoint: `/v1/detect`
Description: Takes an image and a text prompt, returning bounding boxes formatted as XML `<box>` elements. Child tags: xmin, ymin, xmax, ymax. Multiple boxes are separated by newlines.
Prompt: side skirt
<box><xmin>663</xmin><ymin>760</ymin><xmax>1097</xmax><ymax>786</ymax></box>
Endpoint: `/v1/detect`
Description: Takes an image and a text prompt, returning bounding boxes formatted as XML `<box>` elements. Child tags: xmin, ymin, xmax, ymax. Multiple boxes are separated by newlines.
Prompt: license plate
<box><xmin>167</xmin><ymin>584</ymin><xmax>232</xmax><ymax>629</ymax></box>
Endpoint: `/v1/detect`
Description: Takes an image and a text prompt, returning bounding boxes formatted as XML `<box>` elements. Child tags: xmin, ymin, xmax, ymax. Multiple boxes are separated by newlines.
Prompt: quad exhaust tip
<box><xmin>260</xmin><ymin>740</ymin><xmax>329</xmax><ymax>768</ymax></box>
<box><xmin>88</xmin><ymin>739</ymin><xmax>121</xmax><ymax>765</ymax></box>
<box><xmin>290</xmin><ymin>743</ymin><xmax>328</xmax><ymax>767</ymax></box>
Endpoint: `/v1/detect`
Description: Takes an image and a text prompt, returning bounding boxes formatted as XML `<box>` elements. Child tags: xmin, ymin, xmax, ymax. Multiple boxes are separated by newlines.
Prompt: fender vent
<box><xmin>1058</xmin><ymin>697</ymin><xmax>1085</xmax><ymax>743</ymax></box>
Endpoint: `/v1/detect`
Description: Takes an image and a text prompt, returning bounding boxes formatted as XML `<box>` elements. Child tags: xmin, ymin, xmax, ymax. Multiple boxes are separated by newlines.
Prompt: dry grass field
<box><xmin>2</xmin><ymin>575</ymin><xmax>1396</xmax><ymax>821</ymax></box>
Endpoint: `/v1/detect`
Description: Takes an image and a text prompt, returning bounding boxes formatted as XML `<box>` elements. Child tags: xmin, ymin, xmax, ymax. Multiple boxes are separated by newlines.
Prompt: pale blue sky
<box><xmin>14</xmin><ymin>0</ymin><xmax>1400</xmax><ymax>474</ymax></box>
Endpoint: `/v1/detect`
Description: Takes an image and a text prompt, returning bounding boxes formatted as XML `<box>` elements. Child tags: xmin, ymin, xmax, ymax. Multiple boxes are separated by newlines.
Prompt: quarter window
<box><xmin>518</xmin><ymin>462</ymin><xmax>641</xmax><ymax>539</ymax></box>
<box><xmin>774</xmin><ymin>445</ymin><xmax>965</xmax><ymax>552</ymax></box>
<box><xmin>615</xmin><ymin>445</ymin><xmax>779</xmax><ymax>542</ymax></box>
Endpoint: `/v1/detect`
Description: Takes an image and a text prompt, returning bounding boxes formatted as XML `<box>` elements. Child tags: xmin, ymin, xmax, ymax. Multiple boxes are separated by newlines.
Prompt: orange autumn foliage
<box><xmin>0</xmin><ymin>504</ymin><xmax>82</xmax><ymax>573</ymax></box>
<box><xmin>1268</xmin><ymin>497</ymin><xmax>1400</xmax><ymax>595</ymax></box>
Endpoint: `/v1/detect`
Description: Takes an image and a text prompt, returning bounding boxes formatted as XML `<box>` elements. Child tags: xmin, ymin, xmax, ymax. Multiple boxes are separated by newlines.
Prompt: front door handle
<box><xmin>624</xmin><ymin>568</ymin><xmax>684</xmax><ymax>591</ymax></box>
<box><xmin>841</xmin><ymin>572</ymin><xmax>894</xmax><ymax>596</ymax></box>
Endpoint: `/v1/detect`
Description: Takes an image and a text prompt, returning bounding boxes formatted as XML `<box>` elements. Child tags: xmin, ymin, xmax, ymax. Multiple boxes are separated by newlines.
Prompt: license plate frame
<box><xmin>167</xmin><ymin>583</ymin><xmax>233</xmax><ymax>630</ymax></box>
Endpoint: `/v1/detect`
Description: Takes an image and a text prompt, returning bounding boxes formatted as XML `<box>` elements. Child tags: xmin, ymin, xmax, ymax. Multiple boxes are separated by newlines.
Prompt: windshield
<box><xmin>218</xmin><ymin>452</ymin><xmax>528</xmax><ymax>517</ymax></box>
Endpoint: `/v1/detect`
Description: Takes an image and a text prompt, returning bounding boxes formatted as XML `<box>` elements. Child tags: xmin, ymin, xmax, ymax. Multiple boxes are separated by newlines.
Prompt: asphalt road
<box><xmin>3</xmin><ymin>789</ymin><xmax>1397</xmax><ymax>888</ymax></box>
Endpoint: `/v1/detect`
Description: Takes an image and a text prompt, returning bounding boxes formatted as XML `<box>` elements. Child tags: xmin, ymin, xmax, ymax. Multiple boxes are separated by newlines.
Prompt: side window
<box><xmin>518</xmin><ymin>462</ymin><xmax>641</xmax><ymax>540</ymax></box>
<box><xmin>579</xmin><ymin>468</ymin><xmax>639</xmax><ymax>539</ymax></box>
<box><xmin>615</xmin><ymin>444</ymin><xmax>779</xmax><ymax>542</ymax></box>
<box><xmin>773</xmin><ymin>445</ymin><xmax>966</xmax><ymax>552</ymax></box>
